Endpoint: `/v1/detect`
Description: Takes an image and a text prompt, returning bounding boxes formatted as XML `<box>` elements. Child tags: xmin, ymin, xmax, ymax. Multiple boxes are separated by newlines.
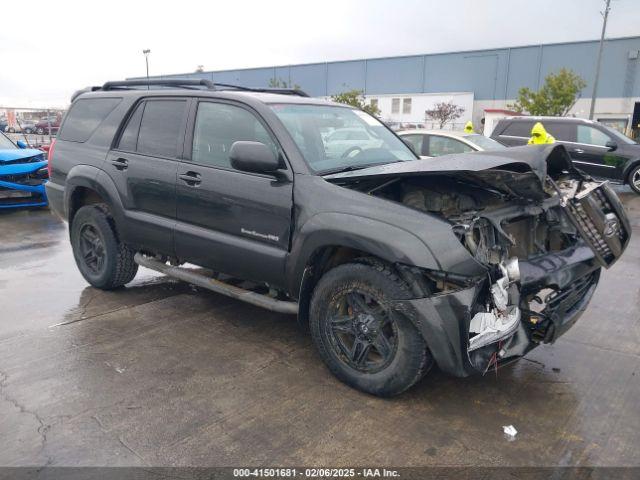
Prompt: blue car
<box><xmin>0</xmin><ymin>132</ymin><xmax>49</xmax><ymax>208</ymax></box>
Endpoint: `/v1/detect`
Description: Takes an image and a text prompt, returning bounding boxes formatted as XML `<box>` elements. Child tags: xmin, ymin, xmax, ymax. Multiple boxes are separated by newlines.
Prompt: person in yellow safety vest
<box><xmin>464</xmin><ymin>121</ymin><xmax>474</xmax><ymax>134</ymax></box>
<box><xmin>528</xmin><ymin>122</ymin><xmax>555</xmax><ymax>144</ymax></box>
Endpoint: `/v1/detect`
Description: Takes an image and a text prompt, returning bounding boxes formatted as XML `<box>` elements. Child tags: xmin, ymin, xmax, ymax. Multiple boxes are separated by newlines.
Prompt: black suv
<box><xmin>46</xmin><ymin>79</ymin><xmax>630</xmax><ymax>396</ymax></box>
<box><xmin>491</xmin><ymin>116</ymin><xmax>640</xmax><ymax>194</ymax></box>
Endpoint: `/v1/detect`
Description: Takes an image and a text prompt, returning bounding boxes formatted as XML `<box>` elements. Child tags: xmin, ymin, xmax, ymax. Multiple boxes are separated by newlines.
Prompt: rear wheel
<box><xmin>309</xmin><ymin>260</ymin><xmax>432</xmax><ymax>397</ymax></box>
<box><xmin>70</xmin><ymin>204</ymin><xmax>138</xmax><ymax>289</ymax></box>
<box><xmin>628</xmin><ymin>164</ymin><xmax>640</xmax><ymax>195</ymax></box>
<box><xmin>36</xmin><ymin>127</ymin><xmax>44</xmax><ymax>135</ymax></box>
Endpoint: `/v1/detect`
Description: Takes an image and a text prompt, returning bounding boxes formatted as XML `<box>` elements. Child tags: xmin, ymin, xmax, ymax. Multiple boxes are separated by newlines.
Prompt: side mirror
<box><xmin>16</xmin><ymin>140</ymin><xmax>27</xmax><ymax>149</ymax></box>
<box><xmin>229</xmin><ymin>141</ymin><xmax>280</xmax><ymax>174</ymax></box>
<box><xmin>605</xmin><ymin>140</ymin><xmax>617</xmax><ymax>151</ymax></box>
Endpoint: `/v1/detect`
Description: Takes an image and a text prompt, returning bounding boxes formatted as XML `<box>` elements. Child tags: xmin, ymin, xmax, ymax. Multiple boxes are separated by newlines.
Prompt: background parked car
<box><xmin>399</xmin><ymin>129</ymin><xmax>507</xmax><ymax>158</ymax></box>
<box><xmin>491</xmin><ymin>116</ymin><xmax>640</xmax><ymax>194</ymax></box>
<box><xmin>0</xmin><ymin>131</ymin><xmax>49</xmax><ymax>208</ymax></box>
<box><xmin>34</xmin><ymin>116</ymin><xmax>62</xmax><ymax>135</ymax></box>
<box><xmin>4</xmin><ymin>119</ymin><xmax>37</xmax><ymax>134</ymax></box>
<box><xmin>324</xmin><ymin>127</ymin><xmax>384</xmax><ymax>159</ymax></box>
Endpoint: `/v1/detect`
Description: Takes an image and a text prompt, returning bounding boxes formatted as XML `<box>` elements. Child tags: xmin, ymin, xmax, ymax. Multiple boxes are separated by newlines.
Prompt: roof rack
<box><xmin>71</xmin><ymin>79</ymin><xmax>311</xmax><ymax>101</ymax></box>
<box><xmin>101</xmin><ymin>79</ymin><xmax>216</xmax><ymax>91</ymax></box>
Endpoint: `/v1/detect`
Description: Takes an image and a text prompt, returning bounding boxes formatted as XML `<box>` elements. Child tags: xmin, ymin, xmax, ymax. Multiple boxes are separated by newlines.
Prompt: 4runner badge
<box><xmin>241</xmin><ymin>228</ymin><xmax>280</xmax><ymax>242</ymax></box>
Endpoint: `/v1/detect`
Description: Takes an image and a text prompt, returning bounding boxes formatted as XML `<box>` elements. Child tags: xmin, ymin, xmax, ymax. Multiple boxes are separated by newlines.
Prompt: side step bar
<box><xmin>134</xmin><ymin>253</ymin><xmax>299</xmax><ymax>315</ymax></box>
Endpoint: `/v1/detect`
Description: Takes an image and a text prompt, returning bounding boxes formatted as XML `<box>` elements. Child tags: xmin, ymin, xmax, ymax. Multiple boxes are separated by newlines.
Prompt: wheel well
<box><xmin>296</xmin><ymin>245</ymin><xmax>383</xmax><ymax>330</ymax></box>
<box><xmin>625</xmin><ymin>160</ymin><xmax>640</xmax><ymax>184</ymax></box>
<box><xmin>68</xmin><ymin>187</ymin><xmax>106</xmax><ymax>226</ymax></box>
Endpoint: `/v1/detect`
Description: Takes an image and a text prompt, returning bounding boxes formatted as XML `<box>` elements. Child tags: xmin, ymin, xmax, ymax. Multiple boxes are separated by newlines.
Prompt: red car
<box><xmin>35</xmin><ymin>116</ymin><xmax>62</xmax><ymax>135</ymax></box>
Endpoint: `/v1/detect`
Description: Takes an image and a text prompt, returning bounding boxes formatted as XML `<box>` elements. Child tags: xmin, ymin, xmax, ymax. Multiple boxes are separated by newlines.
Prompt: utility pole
<box><xmin>588</xmin><ymin>0</ymin><xmax>612</xmax><ymax>120</ymax></box>
<box><xmin>143</xmin><ymin>49</ymin><xmax>151</xmax><ymax>89</ymax></box>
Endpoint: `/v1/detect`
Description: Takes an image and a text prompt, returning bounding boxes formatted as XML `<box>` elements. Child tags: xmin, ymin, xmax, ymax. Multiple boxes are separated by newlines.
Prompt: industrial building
<box><xmin>142</xmin><ymin>36</ymin><xmax>640</xmax><ymax>135</ymax></box>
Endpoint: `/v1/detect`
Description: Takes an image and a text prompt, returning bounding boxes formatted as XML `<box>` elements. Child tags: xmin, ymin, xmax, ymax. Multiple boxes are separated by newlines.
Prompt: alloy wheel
<box><xmin>326</xmin><ymin>290</ymin><xmax>398</xmax><ymax>373</ymax></box>
<box><xmin>78</xmin><ymin>224</ymin><xmax>106</xmax><ymax>275</ymax></box>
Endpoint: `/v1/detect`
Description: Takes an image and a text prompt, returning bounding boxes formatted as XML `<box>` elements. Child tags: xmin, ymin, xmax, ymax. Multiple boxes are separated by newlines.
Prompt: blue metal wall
<box><xmin>140</xmin><ymin>37</ymin><xmax>640</xmax><ymax>100</ymax></box>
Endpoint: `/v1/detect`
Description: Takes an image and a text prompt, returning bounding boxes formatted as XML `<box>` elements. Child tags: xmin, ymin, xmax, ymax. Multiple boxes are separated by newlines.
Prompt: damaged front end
<box><xmin>327</xmin><ymin>145</ymin><xmax>631</xmax><ymax>376</ymax></box>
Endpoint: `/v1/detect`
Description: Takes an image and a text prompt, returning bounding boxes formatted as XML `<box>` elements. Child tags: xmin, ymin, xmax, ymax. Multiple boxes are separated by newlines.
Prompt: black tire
<box><xmin>309</xmin><ymin>259</ymin><xmax>432</xmax><ymax>397</ymax></box>
<box><xmin>628</xmin><ymin>164</ymin><xmax>640</xmax><ymax>195</ymax></box>
<box><xmin>36</xmin><ymin>127</ymin><xmax>44</xmax><ymax>135</ymax></box>
<box><xmin>70</xmin><ymin>204</ymin><xmax>138</xmax><ymax>289</ymax></box>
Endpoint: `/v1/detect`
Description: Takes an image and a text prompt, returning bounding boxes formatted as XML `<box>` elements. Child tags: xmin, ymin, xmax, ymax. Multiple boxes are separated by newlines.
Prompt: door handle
<box><xmin>178</xmin><ymin>171</ymin><xmax>202</xmax><ymax>186</ymax></box>
<box><xmin>110</xmin><ymin>158</ymin><xmax>129</xmax><ymax>170</ymax></box>
<box><xmin>572</xmin><ymin>149</ymin><xmax>585</xmax><ymax>154</ymax></box>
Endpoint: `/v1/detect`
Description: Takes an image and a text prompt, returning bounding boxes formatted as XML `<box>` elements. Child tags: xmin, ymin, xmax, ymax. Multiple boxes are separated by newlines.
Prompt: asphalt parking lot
<box><xmin>1</xmin><ymin>189</ymin><xmax>639</xmax><ymax>468</ymax></box>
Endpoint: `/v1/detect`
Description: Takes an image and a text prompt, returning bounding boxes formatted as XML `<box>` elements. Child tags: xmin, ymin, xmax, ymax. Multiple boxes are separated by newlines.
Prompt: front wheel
<box><xmin>628</xmin><ymin>164</ymin><xmax>640</xmax><ymax>194</ymax></box>
<box><xmin>71</xmin><ymin>204</ymin><xmax>138</xmax><ymax>289</ymax></box>
<box><xmin>309</xmin><ymin>260</ymin><xmax>432</xmax><ymax>397</ymax></box>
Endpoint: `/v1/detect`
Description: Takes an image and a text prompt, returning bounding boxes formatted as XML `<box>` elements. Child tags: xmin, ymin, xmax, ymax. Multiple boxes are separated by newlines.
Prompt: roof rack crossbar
<box><xmin>101</xmin><ymin>79</ymin><xmax>216</xmax><ymax>91</ymax></box>
<box><xmin>212</xmin><ymin>83</ymin><xmax>310</xmax><ymax>97</ymax></box>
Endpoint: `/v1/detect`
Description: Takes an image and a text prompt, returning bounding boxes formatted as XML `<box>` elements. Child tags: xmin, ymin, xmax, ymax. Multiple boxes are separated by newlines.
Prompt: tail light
<box><xmin>47</xmin><ymin>139</ymin><xmax>56</xmax><ymax>178</ymax></box>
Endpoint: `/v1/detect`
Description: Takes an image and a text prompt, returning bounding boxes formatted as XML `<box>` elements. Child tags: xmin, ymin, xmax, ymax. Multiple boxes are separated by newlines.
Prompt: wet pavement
<box><xmin>0</xmin><ymin>189</ymin><xmax>639</xmax><ymax>468</ymax></box>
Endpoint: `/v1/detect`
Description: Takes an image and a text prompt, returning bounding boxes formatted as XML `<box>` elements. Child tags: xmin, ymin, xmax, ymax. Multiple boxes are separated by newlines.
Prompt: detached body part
<box><xmin>46</xmin><ymin>83</ymin><xmax>630</xmax><ymax>396</ymax></box>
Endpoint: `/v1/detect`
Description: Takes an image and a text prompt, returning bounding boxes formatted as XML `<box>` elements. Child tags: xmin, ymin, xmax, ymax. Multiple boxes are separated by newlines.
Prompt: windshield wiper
<box><xmin>319</xmin><ymin>160</ymin><xmax>401</xmax><ymax>176</ymax></box>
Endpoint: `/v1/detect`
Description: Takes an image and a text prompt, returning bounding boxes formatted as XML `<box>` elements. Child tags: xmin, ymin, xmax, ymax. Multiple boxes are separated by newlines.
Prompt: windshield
<box><xmin>463</xmin><ymin>134</ymin><xmax>507</xmax><ymax>150</ymax></box>
<box><xmin>0</xmin><ymin>132</ymin><xmax>17</xmax><ymax>150</ymax></box>
<box><xmin>601</xmin><ymin>124</ymin><xmax>636</xmax><ymax>145</ymax></box>
<box><xmin>270</xmin><ymin>104</ymin><xmax>416</xmax><ymax>173</ymax></box>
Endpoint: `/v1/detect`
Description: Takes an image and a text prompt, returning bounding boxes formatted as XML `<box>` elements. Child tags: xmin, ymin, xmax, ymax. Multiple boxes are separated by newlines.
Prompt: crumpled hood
<box><xmin>0</xmin><ymin>160</ymin><xmax>48</xmax><ymax>176</ymax></box>
<box><xmin>0</xmin><ymin>148</ymin><xmax>45</xmax><ymax>163</ymax></box>
<box><xmin>325</xmin><ymin>144</ymin><xmax>576</xmax><ymax>199</ymax></box>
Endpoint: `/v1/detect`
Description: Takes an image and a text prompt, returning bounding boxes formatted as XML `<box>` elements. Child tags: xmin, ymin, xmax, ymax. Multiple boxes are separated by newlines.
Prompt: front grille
<box><xmin>0</xmin><ymin>172</ymin><xmax>47</xmax><ymax>186</ymax></box>
<box><xmin>564</xmin><ymin>183</ymin><xmax>629</xmax><ymax>268</ymax></box>
<box><xmin>546</xmin><ymin>272</ymin><xmax>597</xmax><ymax>316</ymax></box>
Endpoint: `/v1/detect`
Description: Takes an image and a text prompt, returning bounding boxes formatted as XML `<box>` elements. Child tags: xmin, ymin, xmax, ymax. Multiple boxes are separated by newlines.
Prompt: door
<box><xmin>105</xmin><ymin>98</ymin><xmax>188</xmax><ymax>254</ymax></box>
<box><xmin>569</xmin><ymin>124</ymin><xmax>627</xmax><ymax>181</ymax></box>
<box><xmin>174</xmin><ymin>100</ymin><xmax>293</xmax><ymax>288</ymax></box>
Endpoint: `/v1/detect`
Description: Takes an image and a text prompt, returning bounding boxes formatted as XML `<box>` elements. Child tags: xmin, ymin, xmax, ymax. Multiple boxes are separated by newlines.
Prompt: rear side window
<box><xmin>137</xmin><ymin>100</ymin><xmax>187</xmax><ymax>158</ymax></box>
<box><xmin>546</xmin><ymin>123</ymin><xmax>576</xmax><ymax>142</ymax></box>
<box><xmin>501</xmin><ymin>121</ymin><xmax>534</xmax><ymax>138</ymax></box>
<box><xmin>59</xmin><ymin>98</ymin><xmax>121</xmax><ymax>142</ymax></box>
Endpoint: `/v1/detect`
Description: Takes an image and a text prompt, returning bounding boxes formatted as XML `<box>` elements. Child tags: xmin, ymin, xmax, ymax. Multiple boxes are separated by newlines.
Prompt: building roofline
<box><xmin>151</xmin><ymin>35</ymin><xmax>640</xmax><ymax>79</ymax></box>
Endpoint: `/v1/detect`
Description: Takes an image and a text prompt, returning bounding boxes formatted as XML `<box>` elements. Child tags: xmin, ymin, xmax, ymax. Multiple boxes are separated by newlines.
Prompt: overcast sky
<box><xmin>1</xmin><ymin>0</ymin><xmax>639</xmax><ymax>108</ymax></box>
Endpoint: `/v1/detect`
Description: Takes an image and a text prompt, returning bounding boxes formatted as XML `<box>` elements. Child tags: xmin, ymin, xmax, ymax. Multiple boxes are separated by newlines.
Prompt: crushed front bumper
<box><xmin>0</xmin><ymin>161</ymin><xmax>49</xmax><ymax>209</ymax></box>
<box><xmin>395</xmin><ymin>244</ymin><xmax>601</xmax><ymax>377</ymax></box>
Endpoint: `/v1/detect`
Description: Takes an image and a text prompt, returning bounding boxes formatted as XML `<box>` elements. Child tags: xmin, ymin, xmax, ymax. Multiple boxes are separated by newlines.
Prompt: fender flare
<box><xmin>287</xmin><ymin>212</ymin><xmax>443</xmax><ymax>297</ymax></box>
<box><xmin>64</xmin><ymin>165</ymin><xmax>125</xmax><ymax>231</ymax></box>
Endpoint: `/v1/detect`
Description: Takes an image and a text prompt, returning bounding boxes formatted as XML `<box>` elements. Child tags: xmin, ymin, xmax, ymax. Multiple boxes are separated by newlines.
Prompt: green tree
<box><xmin>509</xmin><ymin>68</ymin><xmax>587</xmax><ymax>116</ymax></box>
<box><xmin>268</xmin><ymin>77</ymin><xmax>301</xmax><ymax>90</ymax></box>
<box><xmin>330</xmin><ymin>89</ymin><xmax>381</xmax><ymax>117</ymax></box>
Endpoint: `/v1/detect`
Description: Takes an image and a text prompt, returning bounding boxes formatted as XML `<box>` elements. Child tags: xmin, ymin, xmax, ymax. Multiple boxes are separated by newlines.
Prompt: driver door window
<box><xmin>192</xmin><ymin>102</ymin><xmax>278</xmax><ymax>168</ymax></box>
<box><xmin>427</xmin><ymin>136</ymin><xmax>473</xmax><ymax>157</ymax></box>
<box><xmin>577</xmin><ymin>125</ymin><xmax>611</xmax><ymax>147</ymax></box>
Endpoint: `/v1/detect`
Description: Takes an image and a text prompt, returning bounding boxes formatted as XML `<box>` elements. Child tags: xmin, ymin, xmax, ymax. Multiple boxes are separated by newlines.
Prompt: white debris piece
<box><xmin>503</xmin><ymin>425</ymin><xmax>518</xmax><ymax>440</ymax></box>
<box><xmin>468</xmin><ymin>308</ymin><xmax>520</xmax><ymax>351</ymax></box>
